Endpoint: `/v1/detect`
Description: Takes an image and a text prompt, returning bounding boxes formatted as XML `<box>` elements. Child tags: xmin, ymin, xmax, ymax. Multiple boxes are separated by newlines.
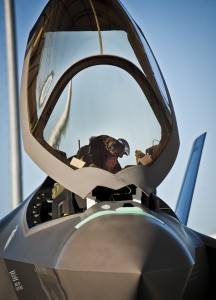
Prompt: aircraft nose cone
<box><xmin>54</xmin><ymin>213</ymin><xmax>193</xmax><ymax>300</ymax></box>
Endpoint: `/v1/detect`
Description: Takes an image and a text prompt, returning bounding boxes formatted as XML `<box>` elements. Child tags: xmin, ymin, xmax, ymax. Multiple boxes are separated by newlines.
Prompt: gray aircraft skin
<box><xmin>0</xmin><ymin>0</ymin><xmax>216</xmax><ymax>299</ymax></box>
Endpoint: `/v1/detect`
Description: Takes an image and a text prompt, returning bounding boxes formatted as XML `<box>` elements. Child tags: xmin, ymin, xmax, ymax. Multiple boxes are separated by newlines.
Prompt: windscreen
<box><xmin>36</xmin><ymin>30</ymin><xmax>142</xmax><ymax>119</ymax></box>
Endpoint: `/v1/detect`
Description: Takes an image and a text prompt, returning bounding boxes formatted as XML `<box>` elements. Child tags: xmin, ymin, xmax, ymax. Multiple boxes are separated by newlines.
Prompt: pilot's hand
<box><xmin>135</xmin><ymin>150</ymin><xmax>152</xmax><ymax>165</ymax></box>
<box><xmin>135</xmin><ymin>150</ymin><xmax>145</xmax><ymax>164</ymax></box>
<box><xmin>139</xmin><ymin>154</ymin><xmax>152</xmax><ymax>165</ymax></box>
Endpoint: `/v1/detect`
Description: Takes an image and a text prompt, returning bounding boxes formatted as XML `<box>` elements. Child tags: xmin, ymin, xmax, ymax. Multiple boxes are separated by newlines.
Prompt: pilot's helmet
<box><xmin>89</xmin><ymin>135</ymin><xmax>124</xmax><ymax>166</ymax></box>
<box><xmin>89</xmin><ymin>135</ymin><xmax>127</xmax><ymax>172</ymax></box>
<box><xmin>103</xmin><ymin>136</ymin><xmax>126</xmax><ymax>158</ymax></box>
<box><xmin>118</xmin><ymin>138</ymin><xmax>130</xmax><ymax>156</ymax></box>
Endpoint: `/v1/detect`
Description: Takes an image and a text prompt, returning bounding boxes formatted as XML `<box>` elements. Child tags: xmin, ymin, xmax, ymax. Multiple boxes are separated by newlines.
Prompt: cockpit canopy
<box><xmin>21</xmin><ymin>0</ymin><xmax>179</xmax><ymax>198</ymax></box>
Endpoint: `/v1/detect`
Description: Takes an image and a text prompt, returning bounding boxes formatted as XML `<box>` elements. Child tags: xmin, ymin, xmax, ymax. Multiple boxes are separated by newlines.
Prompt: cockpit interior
<box><xmin>26</xmin><ymin>176</ymin><xmax>178</xmax><ymax>229</ymax></box>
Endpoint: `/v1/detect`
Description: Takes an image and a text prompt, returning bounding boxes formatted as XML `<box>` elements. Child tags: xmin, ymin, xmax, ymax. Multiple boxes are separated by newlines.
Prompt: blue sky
<box><xmin>0</xmin><ymin>0</ymin><xmax>216</xmax><ymax>235</ymax></box>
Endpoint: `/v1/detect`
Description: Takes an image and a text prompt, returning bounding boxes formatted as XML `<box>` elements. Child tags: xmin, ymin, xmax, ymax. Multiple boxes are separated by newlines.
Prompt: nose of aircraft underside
<box><xmin>38</xmin><ymin>214</ymin><xmax>194</xmax><ymax>300</ymax></box>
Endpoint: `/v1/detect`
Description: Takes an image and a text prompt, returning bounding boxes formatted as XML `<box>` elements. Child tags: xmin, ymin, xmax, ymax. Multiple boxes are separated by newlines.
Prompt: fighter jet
<box><xmin>0</xmin><ymin>0</ymin><xmax>216</xmax><ymax>299</ymax></box>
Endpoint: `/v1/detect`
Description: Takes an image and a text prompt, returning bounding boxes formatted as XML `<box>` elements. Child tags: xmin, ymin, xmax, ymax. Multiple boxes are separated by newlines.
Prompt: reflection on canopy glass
<box><xmin>36</xmin><ymin>31</ymin><xmax>142</xmax><ymax>118</ymax></box>
<box><xmin>43</xmin><ymin>65</ymin><xmax>162</xmax><ymax>172</ymax></box>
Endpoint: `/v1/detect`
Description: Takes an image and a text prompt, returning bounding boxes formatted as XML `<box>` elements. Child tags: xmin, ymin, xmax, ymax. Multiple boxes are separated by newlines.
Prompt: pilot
<box><xmin>52</xmin><ymin>136</ymin><xmax>129</xmax><ymax>199</ymax></box>
<box><xmin>88</xmin><ymin>135</ymin><xmax>129</xmax><ymax>173</ymax></box>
